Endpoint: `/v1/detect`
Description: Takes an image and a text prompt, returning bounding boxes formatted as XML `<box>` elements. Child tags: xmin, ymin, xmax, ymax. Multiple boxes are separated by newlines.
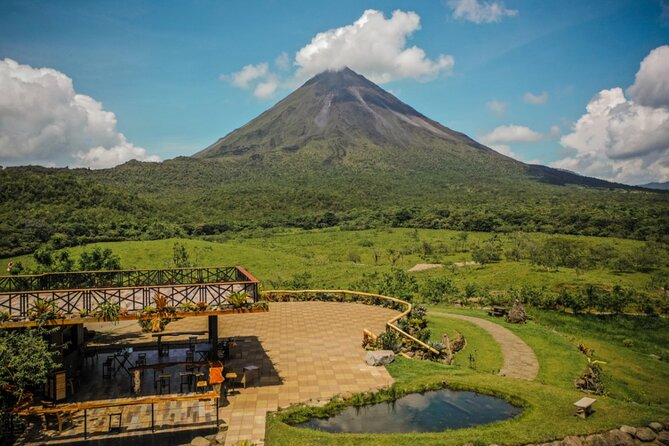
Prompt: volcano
<box><xmin>194</xmin><ymin>67</ymin><xmax>615</xmax><ymax>188</ymax></box>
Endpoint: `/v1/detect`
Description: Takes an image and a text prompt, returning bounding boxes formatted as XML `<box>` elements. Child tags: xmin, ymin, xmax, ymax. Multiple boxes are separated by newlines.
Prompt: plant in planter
<box><xmin>178</xmin><ymin>301</ymin><xmax>197</xmax><ymax>313</ymax></box>
<box><xmin>252</xmin><ymin>301</ymin><xmax>269</xmax><ymax>312</ymax></box>
<box><xmin>28</xmin><ymin>299</ymin><xmax>57</xmax><ymax>324</ymax></box>
<box><xmin>375</xmin><ymin>330</ymin><xmax>403</xmax><ymax>353</ymax></box>
<box><xmin>228</xmin><ymin>291</ymin><xmax>250</xmax><ymax>309</ymax></box>
<box><xmin>0</xmin><ymin>311</ymin><xmax>10</xmax><ymax>323</ymax></box>
<box><xmin>138</xmin><ymin>292</ymin><xmax>177</xmax><ymax>333</ymax></box>
<box><xmin>94</xmin><ymin>299</ymin><xmax>121</xmax><ymax>323</ymax></box>
<box><xmin>196</xmin><ymin>301</ymin><xmax>209</xmax><ymax>312</ymax></box>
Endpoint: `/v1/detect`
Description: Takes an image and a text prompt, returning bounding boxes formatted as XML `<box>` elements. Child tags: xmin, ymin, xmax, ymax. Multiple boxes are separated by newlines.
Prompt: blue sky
<box><xmin>0</xmin><ymin>0</ymin><xmax>668</xmax><ymax>184</ymax></box>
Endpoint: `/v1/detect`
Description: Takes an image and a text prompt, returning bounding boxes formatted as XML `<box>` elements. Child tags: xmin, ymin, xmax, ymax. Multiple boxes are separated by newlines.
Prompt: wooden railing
<box><xmin>262</xmin><ymin>289</ymin><xmax>440</xmax><ymax>357</ymax></box>
<box><xmin>0</xmin><ymin>266</ymin><xmax>259</xmax><ymax>320</ymax></box>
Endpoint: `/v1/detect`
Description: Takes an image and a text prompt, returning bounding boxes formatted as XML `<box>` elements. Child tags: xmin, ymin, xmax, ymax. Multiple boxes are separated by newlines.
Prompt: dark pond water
<box><xmin>294</xmin><ymin>389</ymin><xmax>522</xmax><ymax>433</ymax></box>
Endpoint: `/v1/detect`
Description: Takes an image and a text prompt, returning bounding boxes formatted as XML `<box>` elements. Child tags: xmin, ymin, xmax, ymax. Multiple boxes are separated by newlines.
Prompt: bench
<box><xmin>487</xmin><ymin>306</ymin><xmax>508</xmax><ymax>317</ymax></box>
<box><xmin>574</xmin><ymin>397</ymin><xmax>596</xmax><ymax>418</ymax></box>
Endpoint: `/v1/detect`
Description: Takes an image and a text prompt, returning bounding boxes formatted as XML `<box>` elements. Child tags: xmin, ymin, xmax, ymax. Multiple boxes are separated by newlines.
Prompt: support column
<box><xmin>208</xmin><ymin>315</ymin><xmax>218</xmax><ymax>360</ymax></box>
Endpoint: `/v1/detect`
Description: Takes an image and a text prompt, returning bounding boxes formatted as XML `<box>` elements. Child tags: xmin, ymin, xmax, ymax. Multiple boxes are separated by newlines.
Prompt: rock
<box><xmin>365</xmin><ymin>350</ymin><xmax>395</xmax><ymax>366</ymax></box>
<box><xmin>650</xmin><ymin>423</ymin><xmax>664</xmax><ymax>432</ymax></box>
<box><xmin>560</xmin><ymin>436</ymin><xmax>583</xmax><ymax>446</ymax></box>
<box><xmin>663</xmin><ymin>420</ymin><xmax>669</xmax><ymax>431</ymax></box>
<box><xmin>622</xmin><ymin>426</ymin><xmax>638</xmax><ymax>435</ymax></box>
<box><xmin>636</xmin><ymin>428</ymin><xmax>657</xmax><ymax>442</ymax></box>
<box><xmin>658</xmin><ymin>432</ymin><xmax>669</xmax><ymax>445</ymax></box>
<box><xmin>215</xmin><ymin>431</ymin><xmax>227</xmax><ymax>444</ymax></box>
<box><xmin>190</xmin><ymin>437</ymin><xmax>211</xmax><ymax>446</ymax></box>
<box><xmin>582</xmin><ymin>434</ymin><xmax>608</xmax><ymax>446</ymax></box>
<box><xmin>602</xmin><ymin>430</ymin><xmax>635</xmax><ymax>446</ymax></box>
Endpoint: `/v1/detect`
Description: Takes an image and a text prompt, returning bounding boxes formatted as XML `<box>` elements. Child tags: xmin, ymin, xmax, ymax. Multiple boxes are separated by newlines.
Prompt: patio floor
<box><xmin>23</xmin><ymin>301</ymin><xmax>398</xmax><ymax>445</ymax></box>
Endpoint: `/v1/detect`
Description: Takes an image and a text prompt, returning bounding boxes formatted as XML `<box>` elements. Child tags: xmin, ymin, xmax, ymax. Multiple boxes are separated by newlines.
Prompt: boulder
<box><xmin>215</xmin><ymin>431</ymin><xmax>227</xmax><ymax>444</ymax></box>
<box><xmin>190</xmin><ymin>437</ymin><xmax>211</xmax><ymax>446</ymax></box>
<box><xmin>560</xmin><ymin>436</ymin><xmax>583</xmax><ymax>446</ymax></box>
<box><xmin>635</xmin><ymin>428</ymin><xmax>657</xmax><ymax>442</ymax></box>
<box><xmin>582</xmin><ymin>434</ymin><xmax>608</xmax><ymax>446</ymax></box>
<box><xmin>365</xmin><ymin>350</ymin><xmax>395</xmax><ymax>366</ymax></box>
<box><xmin>650</xmin><ymin>423</ymin><xmax>664</xmax><ymax>432</ymax></box>
<box><xmin>621</xmin><ymin>426</ymin><xmax>638</xmax><ymax>435</ymax></box>
<box><xmin>601</xmin><ymin>430</ymin><xmax>635</xmax><ymax>446</ymax></box>
<box><xmin>657</xmin><ymin>431</ymin><xmax>669</xmax><ymax>445</ymax></box>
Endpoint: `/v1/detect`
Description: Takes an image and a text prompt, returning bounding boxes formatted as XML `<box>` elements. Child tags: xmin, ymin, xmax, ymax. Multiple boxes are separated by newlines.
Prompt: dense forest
<box><xmin>1</xmin><ymin>160</ymin><xmax>668</xmax><ymax>258</ymax></box>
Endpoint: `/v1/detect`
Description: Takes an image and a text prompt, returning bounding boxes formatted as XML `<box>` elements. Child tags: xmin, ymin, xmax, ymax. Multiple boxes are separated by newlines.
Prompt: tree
<box><xmin>420</xmin><ymin>277</ymin><xmax>459</xmax><ymax>304</ymax></box>
<box><xmin>78</xmin><ymin>247</ymin><xmax>121</xmax><ymax>271</ymax></box>
<box><xmin>0</xmin><ymin>328</ymin><xmax>60</xmax><ymax>404</ymax></box>
<box><xmin>171</xmin><ymin>242</ymin><xmax>192</xmax><ymax>268</ymax></box>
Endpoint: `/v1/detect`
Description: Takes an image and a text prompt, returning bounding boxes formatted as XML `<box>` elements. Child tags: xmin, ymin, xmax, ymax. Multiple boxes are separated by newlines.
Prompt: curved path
<box><xmin>431</xmin><ymin>311</ymin><xmax>539</xmax><ymax>380</ymax></box>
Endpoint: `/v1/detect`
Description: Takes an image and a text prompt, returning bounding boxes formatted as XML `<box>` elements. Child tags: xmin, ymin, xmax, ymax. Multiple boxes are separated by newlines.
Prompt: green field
<box><xmin>4</xmin><ymin>228</ymin><xmax>668</xmax><ymax>445</ymax></box>
<box><xmin>4</xmin><ymin>228</ymin><xmax>665</xmax><ymax>297</ymax></box>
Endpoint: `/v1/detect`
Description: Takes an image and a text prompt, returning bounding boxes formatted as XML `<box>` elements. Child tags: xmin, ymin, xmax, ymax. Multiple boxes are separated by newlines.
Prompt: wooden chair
<box><xmin>157</xmin><ymin>374</ymin><xmax>171</xmax><ymax>394</ymax></box>
<box><xmin>179</xmin><ymin>372</ymin><xmax>193</xmax><ymax>393</ymax></box>
<box><xmin>108</xmin><ymin>411</ymin><xmax>122</xmax><ymax>432</ymax></box>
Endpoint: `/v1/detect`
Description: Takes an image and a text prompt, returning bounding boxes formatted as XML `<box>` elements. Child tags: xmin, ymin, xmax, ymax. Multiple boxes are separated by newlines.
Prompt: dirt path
<box><xmin>431</xmin><ymin>311</ymin><xmax>539</xmax><ymax>380</ymax></box>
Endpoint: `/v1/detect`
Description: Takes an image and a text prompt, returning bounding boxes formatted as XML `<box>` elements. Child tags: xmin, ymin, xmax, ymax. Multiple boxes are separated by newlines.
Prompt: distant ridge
<box><xmin>641</xmin><ymin>181</ymin><xmax>669</xmax><ymax>190</ymax></box>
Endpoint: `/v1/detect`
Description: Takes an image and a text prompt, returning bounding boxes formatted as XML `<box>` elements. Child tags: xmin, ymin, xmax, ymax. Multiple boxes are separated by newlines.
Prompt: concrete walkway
<box><xmin>430</xmin><ymin>311</ymin><xmax>539</xmax><ymax>380</ymax></box>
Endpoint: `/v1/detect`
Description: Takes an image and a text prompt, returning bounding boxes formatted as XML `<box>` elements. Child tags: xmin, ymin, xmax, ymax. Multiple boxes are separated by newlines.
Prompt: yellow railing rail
<box><xmin>262</xmin><ymin>289</ymin><xmax>440</xmax><ymax>357</ymax></box>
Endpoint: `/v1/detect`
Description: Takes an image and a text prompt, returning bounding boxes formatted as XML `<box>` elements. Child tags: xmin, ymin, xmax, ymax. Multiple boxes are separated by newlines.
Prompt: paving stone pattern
<box><xmin>27</xmin><ymin>302</ymin><xmax>398</xmax><ymax>446</ymax></box>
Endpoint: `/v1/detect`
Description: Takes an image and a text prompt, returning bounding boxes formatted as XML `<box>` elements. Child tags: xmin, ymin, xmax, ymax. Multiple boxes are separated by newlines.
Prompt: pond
<box><xmin>294</xmin><ymin>389</ymin><xmax>522</xmax><ymax>433</ymax></box>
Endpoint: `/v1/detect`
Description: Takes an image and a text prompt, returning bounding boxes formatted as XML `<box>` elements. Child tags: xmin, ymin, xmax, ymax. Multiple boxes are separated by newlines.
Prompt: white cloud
<box><xmin>293</xmin><ymin>10</ymin><xmax>454</xmax><ymax>84</ymax></box>
<box><xmin>0</xmin><ymin>58</ymin><xmax>159</xmax><ymax>169</ymax></box>
<box><xmin>275</xmin><ymin>52</ymin><xmax>290</xmax><ymax>71</ymax></box>
<box><xmin>549</xmin><ymin>125</ymin><xmax>561</xmax><ymax>138</ymax></box>
<box><xmin>554</xmin><ymin>46</ymin><xmax>669</xmax><ymax>184</ymax></box>
<box><xmin>523</xmin><ymin>91</ymin><xmax>548</xmax><ymax>105</ymax></box>
<box><xmin>480</xmin><ymin>124</ymin><xmax>543</xmax><ymax>145</ymax></box>
<box><xmin>627</xmin><ymin>45</ymin><xmax>669</xmax><ymax>108</ymax></box>
<box><xmin>223</xmin><ymin>10</ymin><xmax>454</xmax><ymax>99</ymax></box>
<box><xmin>487</xmin><ymin>100</ymin><xmax>507</xmax><ymax>116</ymax></box>
<box><xmin>228</xmin><ymin>63</ymin><xmax>269</xmax><ymax>89</ymax></box>
<box><xmin>554</xmin><ymin>87</ymin><xmax>669</xmax><ymax>184</ymax></box>
<box><xmin>448</xmin><ymin>0</ymin><xmax>518</xmax><ymax>24</ymax></box>
<box><xmin>254</xmin><ymin>79</ymin><xmax>279</xmax><ymax>99</ymax></box>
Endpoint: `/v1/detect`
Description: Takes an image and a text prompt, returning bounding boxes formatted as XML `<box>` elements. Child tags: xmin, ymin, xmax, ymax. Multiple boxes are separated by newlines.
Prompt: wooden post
<box><xmin>208</xmin><ymin>315</ymin><xmax>218</xmax><ymax>360</ymax></box>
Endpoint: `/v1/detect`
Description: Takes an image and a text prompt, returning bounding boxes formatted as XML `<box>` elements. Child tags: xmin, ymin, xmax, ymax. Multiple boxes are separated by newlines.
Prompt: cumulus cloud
<box><xmin>0</xmin><ymin>58</ymin><xmax>159</xmax><ymax>169</ymax></box>
<box><xmin>223</xmin><ymin>9</ymin><xmax>454</xmax><ymax>99</ymax></box>
<box><xmin>447</xmin><ymin>0</ymin><xmax>518</xmax><ymax>24</ymax></box>
<box><xmin>480</xmin><ymin>124</ymin><xmax>543</xmax><ymax>145</ymax></box>
<box><xmin>487</xmin><ymin>100</ymin><xmax>507</xmax><ymax>116</ymax></box>
<box><xmin>523</xmin><ymin>91</ymin><xmax>548</xmax><ymax>105</ymax></box>
<box><xmin>627</xmin><ymin>45</ymin><xmax>669</xmax><ymax>108</ymax></box>
<box><xmin>553</xmin><ymin>46</ymin><xmax>669</xmax><ymax>184</ymax></box>
<box><xmin>293</xmin><ymin>9</ymin><xmax>454</xmax><ymax>83</ymax></box>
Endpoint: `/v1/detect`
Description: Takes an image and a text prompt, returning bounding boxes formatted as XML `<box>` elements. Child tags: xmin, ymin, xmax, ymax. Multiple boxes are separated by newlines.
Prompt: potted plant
<box><xmin>94</xmin><ymin>299</ymin><xmax>121</xmax><ymax>323</ymax></box>
<box><xmin>28</xmin><ymin>299</ymin><xmax>57</xmax><ymax>324</ymax></box>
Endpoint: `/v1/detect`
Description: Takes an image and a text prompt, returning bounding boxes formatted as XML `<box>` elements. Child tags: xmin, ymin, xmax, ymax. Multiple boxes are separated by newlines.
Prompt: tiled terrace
<box><xmin>23</xmin><ymin>301</ymin><xmax>398</xmax><ymax>445</ymax></box>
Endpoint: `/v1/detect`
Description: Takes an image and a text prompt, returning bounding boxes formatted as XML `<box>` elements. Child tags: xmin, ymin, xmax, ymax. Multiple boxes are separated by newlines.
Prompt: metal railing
<box><xmin>262</xmin><ymin>289</ymin><xmax>440</xmax><ymax>357</ymax></box>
